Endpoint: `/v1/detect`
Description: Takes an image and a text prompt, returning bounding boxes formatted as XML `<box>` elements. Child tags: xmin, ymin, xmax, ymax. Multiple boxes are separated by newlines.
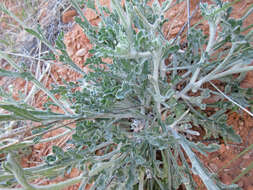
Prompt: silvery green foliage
<box><xmin>0</xmin><ymin>0</ymin><xmax>252</xmax><ymax>190</ymax></box>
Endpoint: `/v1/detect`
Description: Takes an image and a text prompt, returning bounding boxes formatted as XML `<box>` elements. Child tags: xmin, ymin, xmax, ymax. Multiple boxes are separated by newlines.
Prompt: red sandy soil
<box><xmin>0</xmin><ymin>0</ymin><xmax>252</xmax><ymax>189</ymax></box>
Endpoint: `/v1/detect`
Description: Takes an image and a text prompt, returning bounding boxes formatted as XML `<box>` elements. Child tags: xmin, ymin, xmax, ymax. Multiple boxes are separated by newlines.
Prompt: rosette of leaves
<box><xmin>0</xmin><ymin>0</ymin><xmax>252</xmax><ymax>190</ymax></box>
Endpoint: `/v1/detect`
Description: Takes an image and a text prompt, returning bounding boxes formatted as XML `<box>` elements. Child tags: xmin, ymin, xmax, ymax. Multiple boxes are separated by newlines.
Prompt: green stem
<box><xmin>206</xmin><ymin>21</ymin><xmax>216</xmax><ymax>54</ymax></box>
<box><xmin>114</xmin><ymin>50</ymin><xmax>152</xmax><ymax>59</ymax></box>
<box><xmin>177</xmin><ymin>19</ymin><xmax>217</xmax><ymax>97</ymax></box>
<box><xmin>0</xmin><ymin>175</ymin><xmax>83</xmax><ymax>190</ymax></box>
<box><xmin>152</xmin><ymin>51</ymin><xmax>162</xmax><ymax>114</ymax></box>
<box><xmin>161</xmin><ymin>150</ymin><xmax>168</xmax><ymax>182</ymax></box>
<box><xmin>0</xmin><ymin>52</ymin><xmax>70</xmax><ymax>114</ymax></box>
<box><xmin>210</xmin><ymin>82</ymin><xmax>253</xmax><ymax>117</ymax></box>
<box><xmin>133</xmin><ymin>6</ymin><xmax>152</xmax><ymax>30</ymax></box>
<box><xmin>232</xmin><ymin>161</ymin><xmax>253</xmax><ymax>184</ymax></box>
<box><xmin>218</xmin><ymin>143</ymin><xmax>253</xmax><ymax>174</ymax></box>
<box><xmin>205</xmin><ymin>66</ymin><xmax>253</xmax><ymax>82</ymax></box>
<box><xmin>111</xmin><ymin>0</ymin><xmax>128</xmax><ymax>29</ymax></box>
<box><xmin>138</xmin><ymin>169</ymin><xmax>144</xmax><ymax>190</ymax></box>
<box><xmin>170</xmin><ymin>130</ymin><xmax>219</xmax><ymax>190</ymax></box>
<box><xmin>4</xmin><ymin>154</ymin><xmax>126</xmax><ymax>190</ymax></box>
<box><xmin>241</xmin><ymin>6</ymin><xmax>253</xmax><ymax>21</ymax></box>
<box><xmin>6</xmin><ymin>152</ymin><xmax>36</xmax><ymax>190</ymax></box>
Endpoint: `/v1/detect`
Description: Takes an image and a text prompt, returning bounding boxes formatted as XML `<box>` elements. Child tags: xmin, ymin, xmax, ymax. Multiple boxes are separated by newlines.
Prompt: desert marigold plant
<box><xmin>0</xmin><ymin>0</ymin><xmax>253</xmax><ymax>190</ymax></box>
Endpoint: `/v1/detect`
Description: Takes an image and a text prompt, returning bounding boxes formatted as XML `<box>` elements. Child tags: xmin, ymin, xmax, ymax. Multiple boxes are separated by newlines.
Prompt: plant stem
<box><xmin>241</xmin><ymin>6</ymin><xmax>253</xmax><ymax>21</ymax></box>
<box><xmin>111</xmin><ymin>0</ymin><xmax>128</xmax><ymax>29</ymax></box>
<box><xmin>187</xmin><ymin>0</ymin><xmax>190</xmax><ymax>32</ymax></box>
<box><xmin>0</xmin><ymin>52</ymin><xmax>70</xmax><ymax>114</ymax></box>
<box><xmin>206</xmin><ymin>21</ymin><xmax>216</xmax><ymax>54</ymax></box>
<box><xmin>177</xmin><ymin>17</ymin><xmax>217</xmax><ymax>97</ymax></box>
<box><xmin>6</xmin><ymin>152</ymin><xmax>36</xmax><ymax>190</ymax></box>
<box><xmin>5</xmin><ymin>153</ymin><xmax>126</xmax><ymax>190</ymax></box>
<box><xmin>114</xmin><ymin>50</ymin><xmax>152</xmax><ymax>59</ymax></box>
<box><xmin>210</xmin><ymin>82</ymin><xmax>253</xmax><ymax>117</ymax></box>
<box><xmin>138</xmin><ymin>169</ymin><xmax>144</xmax><ymax>190</ymax></box>
<box><xmin>170</xmin><ymin>130</ymin><xmax>219</xmax><ymax>190</ymax></box>
<box><xmin>134</xmin><ymin>6</ymin><xmax>152</xmax><ymax>30</ymax></box>
<box><xmin>152</xmin><ymin>51</ymin><xmax>162</xmax><ymax>114</ymax></box>
<box><xmin>232</xmin><ymin>161</ymin><xmax>253</xmax><ymax>184</ymax></box>
<box><xmin>205</xmin><ymin>66</ymin><xmax>253</xmax><ymax>82</ymax></box>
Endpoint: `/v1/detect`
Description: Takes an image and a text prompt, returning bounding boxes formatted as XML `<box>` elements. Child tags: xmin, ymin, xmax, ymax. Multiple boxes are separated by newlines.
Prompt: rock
<box><xmin>67</xmin><ymin>48</ymin><xmax>75</xmax><ymax>56</ymax></box>
<box><xmin>202</xmin><ymin>95</ymin><xmax>221</xmax><ymax>104</ymax></box>
<box><xmin>75</xmin><ymin>48</ymin><xmax>87</xmax><ymax>57</ymax></box>
<box><xmin>238</xmin><ymin>181</ymin><xmax>244</xmax><ymax>188</ymax></box>
<box><xmin>247</xmin><ymin>184</ymin><xmax>253</xmax><ymax>190</ymax></box>
<box><xmin>170</xmin><ymin>27</ymin><xmax>181</xmax><ymax>35</ymax></box>
<box><xmin>221</xmin><ymin>173</ymin><xmax>232</xmax><ymax>185</ymax></box>
<box><xmin>219</xmin><ymin>144</ymin><xmax>226</xmax><ymax>153</ymax></box>
<box><xmin>243</xmin><ymin>153</ymin><xmax>250</xmax><ymax>159</ymax></box>
<box><xmin>209</xmin><ymin>163</ymin><xmax>218</xmax><ymax>172</ymax></box>
<box><xmin>62</xmin><ymin>10</ymin><xmax>77</xmax><ymax>24</ymax></box>
<box><xmin>84</xmin><ymin>8</ymin><xmax>97</xmax><ymax>21</ymax></box>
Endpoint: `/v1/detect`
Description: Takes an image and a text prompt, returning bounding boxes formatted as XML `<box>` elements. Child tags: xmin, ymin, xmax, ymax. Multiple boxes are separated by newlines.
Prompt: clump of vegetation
<box><xmin>0</xmin><ymin>0</ymin><xmax>253</xmax><ymax>189</ymax></box>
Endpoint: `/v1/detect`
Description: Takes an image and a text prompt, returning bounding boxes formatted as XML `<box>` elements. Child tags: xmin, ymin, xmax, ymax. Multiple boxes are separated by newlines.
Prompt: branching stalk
<box><xmin>210</xmin><ymin>82</ymin><xmax>253</xmax><ymax>117</ymax></box>
<box><xmin>6</xmin><ymin>152</ymin><xmax>36</xmax><ymax>190</ymax></box>
<box><xmin>133</xmin><ymin>6</ymin><xmax>152</xmax><ymax>30</ymax></box>
<box><xmin>204</xmin><ymin>66</ymin><xmax>253</xmax><ymax>82</ymax></box>
<box><xmin>114</xmin><ymin>50</ymin><xmax>152</xmax><ymax>59</ymax></box>
<box><xmin>170</xmin><ymin>129</ymin><xmax>219</xmax><ymax>190</ymax></box>
<box><xmin>241</xmin><ymin>7</ymin><xmax>253</xmax><ymax>21</ymax></box>
<box><xmin>111</xmin><ymin>0</ymin><xmax>129</xmax><ymax>29</ymax></box>
<box><xmin>177</xmin><ymin>18</ymin><xmax>217</xmax><ymax>97</ymax></box>
<box><xmin>5</xmin><ymin>153</ymin><xmax>126</xmax><ymax>190</ymax></box>
<box><xmin>0</xmin><ymin>52</ymin><xmax>70</xmax><ymax>114</ymax></box>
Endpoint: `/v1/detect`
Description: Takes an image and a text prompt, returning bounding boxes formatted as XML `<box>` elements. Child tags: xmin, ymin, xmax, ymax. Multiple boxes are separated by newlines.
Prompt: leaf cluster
<box><xmin>0</xmin><ymin>0</ymin><xmax>252</xmax><ymax>190</ymax></box>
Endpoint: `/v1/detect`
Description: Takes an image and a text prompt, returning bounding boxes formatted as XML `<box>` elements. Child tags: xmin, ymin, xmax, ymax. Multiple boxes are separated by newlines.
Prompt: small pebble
<box><xmin>214</xmin><ymin>107</ymin><xmax>219</xmax><ymax>111</ymax></box>
<box><xmin>209</xmin><ymin>163</ymin><xmax>218</xmax><ymax>172</ymax></box>
<box><xmin>75</xmin><ymin>48</ymin><xmax>86</xmax><ymax>57</ymax></box>
<box><xmin>239</xmin><ymin>120</ymin><xmax>244</xmax><ymax>126</ymax></box>
<box><xmin>238</xmin><ymin>181</ymin><xmax>244</xmax><ymax>188</ymax></box>
<box><xmin>220</xmin><ymin>144</ymin><xmax>226</xmax><ymax>153</ymax></box>
<box><xmin>221</xmin><ymin>173</ymin><xmax>232</xmax><ymax>185</ymax></box>
<box><xmin>243</xmin><ymin>153</ymin><xmax>250</xmax><ymax>159</ymax></box>
<box><xmin>62</xmin><ymin>10</ymin><xmax>77</xmax><ymax>24</ymax></box>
